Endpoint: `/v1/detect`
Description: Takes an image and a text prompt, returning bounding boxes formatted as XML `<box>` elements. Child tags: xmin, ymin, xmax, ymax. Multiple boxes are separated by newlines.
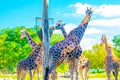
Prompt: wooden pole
<box><xmin>42</xmin><ymin>0</ymin><xmax>50</xmax><ymax>80</ymax></box>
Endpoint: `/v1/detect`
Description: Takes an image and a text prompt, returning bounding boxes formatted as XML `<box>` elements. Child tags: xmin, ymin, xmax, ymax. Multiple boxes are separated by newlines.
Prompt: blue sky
<box><xmin>0</xmin><ymin>0</ymin><xmax>120</xmax><ymax>50</ymax></box>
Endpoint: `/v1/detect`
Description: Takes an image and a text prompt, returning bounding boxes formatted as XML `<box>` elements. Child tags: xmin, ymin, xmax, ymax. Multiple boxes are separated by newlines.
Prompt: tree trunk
<box><xmin>42</xmin><ymin>0</ymin><xmax>50</xmax><ymax>80</ymax></box>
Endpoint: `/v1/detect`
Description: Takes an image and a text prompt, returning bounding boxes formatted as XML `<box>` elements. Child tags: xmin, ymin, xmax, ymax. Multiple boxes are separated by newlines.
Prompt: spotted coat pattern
<box><xmin>44</xmin><ymin>7</ymin><xmax>93</xmax><ymax>80</ymax></box>
<box><xmin>17</xmin><ymin>43</ymin><xmax>43</xmax><ymax>80</ymax></box>
<box><xmin>54</xmin><ymin>21</ymin><xmax>90</xmax><ymax>80</ymax></box>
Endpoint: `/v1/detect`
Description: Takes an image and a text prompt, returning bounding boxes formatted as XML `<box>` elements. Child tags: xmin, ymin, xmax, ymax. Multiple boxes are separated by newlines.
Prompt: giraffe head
<box><xmin>53</xmin><ymin>20</ymin><xmax>66</xmax><ymax>30</ymax></box>
<box><xmin>20</xmin><ymin>29</ymin><xmax>26</xmax><ymax>39</ymax></box>
<box><xmin>101</xmin><ymin>34</ymin><xmax>107</xmax><ymax>45</ymax></box>
<box><xmin>85</xmin><ymin>7</ymin><xmax>93</xmax><ymax>15</ymax></box>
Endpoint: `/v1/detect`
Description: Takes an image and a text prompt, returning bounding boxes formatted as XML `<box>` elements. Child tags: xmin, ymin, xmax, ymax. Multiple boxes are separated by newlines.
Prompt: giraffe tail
<box><xmin>44</xmin><ymin>67</ymin><xmax>49</xmax><ymax>80</ymax></box>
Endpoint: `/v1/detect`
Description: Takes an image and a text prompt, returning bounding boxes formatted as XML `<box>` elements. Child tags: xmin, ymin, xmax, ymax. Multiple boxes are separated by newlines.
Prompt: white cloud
<box><xmin>94</xmin><ymin>4</ymin><xmax>120</xmax><ymax>17</ymax></box>
<box><xmin>53</xmin><ymin>30</ymin><xmax>62</xmax><ymax>34</ymax></box>
<box><xmin>85</xmin><ymin>28</ymin><xmax>103</xmax><ymax>34</ymax></box>
<box><xmin>70</xmin><ymin>3</ymin><xmax>120</xmax><ymax>17</ymax></box>
<box><xmin>64</xmin><ymin>23</ymin><xmax>77</xmax><ymax>34</ymax></box>
<box><xmin>89</xmin><ymin>18</ymin><xmax>120</xmax><ymax>27</ymax></box>
<box><xmin>69</xmin><ymin>3</ymin><xmax>92</xmax><ymax>15</ymax></box>
<box><xmin>80</xmin><ymin>38</ymin><xmax>98</xmax><ymax>50</ymax></box>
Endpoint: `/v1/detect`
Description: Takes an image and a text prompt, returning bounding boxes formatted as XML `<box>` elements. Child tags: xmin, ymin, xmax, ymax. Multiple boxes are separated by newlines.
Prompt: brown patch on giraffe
<box><xmin>81</xmin><ymin>15</ymin><xmax>90</xmax><ymax>27</ymax></box>
<box><xmin>61</xmin><ymin>43</ymin><xmax>74</xmax><ymax>56</ymax></box>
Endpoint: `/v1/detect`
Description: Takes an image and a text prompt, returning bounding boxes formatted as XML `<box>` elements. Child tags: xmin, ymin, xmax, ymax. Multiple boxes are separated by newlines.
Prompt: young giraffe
<box><xmin>17</xmin><ymin>42</ymin><xmax>43</xmax><ymax>80</ymax></box>
<box><xmin>19</xmin><ymin>29</ymin><xmax>57</xmax><ymax>80</ymax></box>
<box><xmin>54</xmin><ymin>21</ymin><xmax>90</xmax><ymax>80</ymax></box>
<box><xmin>101</xmin><ymin>34</ymin><xmax>119</xmax><ymax>80</ymax></box>
<box><xmin>44</xmin><ymin>7</ymin><xmax>93</xmax><ymax>80</ymax></box>
<box><xmin>78</xmin><ymin>55</ymin><xmax>90</xmax><ymax>80</ymax></box>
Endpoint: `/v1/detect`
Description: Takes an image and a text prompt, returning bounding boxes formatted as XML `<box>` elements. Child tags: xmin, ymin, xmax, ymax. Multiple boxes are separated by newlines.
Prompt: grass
<box><xmin>0</xmin><ymin>72</ymin><xmax>120</xmax><ymax>80</ymax></box>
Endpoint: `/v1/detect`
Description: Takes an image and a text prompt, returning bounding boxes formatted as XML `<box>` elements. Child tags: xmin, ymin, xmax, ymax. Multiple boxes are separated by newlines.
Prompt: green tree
<box><xmin>0</xmin><ymin>26</ymin><xmax>40</xmax><ymax>72</ymax></box>
<box><xmin>112</xmin><ymin>34</ymin><xmax>120</xmax><ymax>58</ymax></box>
<box><xmin>112</xmin><ymin>34</ymin><xmax>120</xmax><ymax>52</ymax></box>
<box><xmin>83</xmin><ymin>44</ymin><xmax>106</xmax><ymax>69</ymax></box>
<box><xmin>0</xmin><ymin>26</ymin><xmax>65</xmax><ymax>73</ymax></box>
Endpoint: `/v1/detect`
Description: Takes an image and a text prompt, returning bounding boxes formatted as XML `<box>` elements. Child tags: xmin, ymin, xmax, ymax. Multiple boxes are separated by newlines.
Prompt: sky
<box><xmin>0</xmin><ymin>0</ymin><xmax>120</xmax><ymax>50</ymax></box>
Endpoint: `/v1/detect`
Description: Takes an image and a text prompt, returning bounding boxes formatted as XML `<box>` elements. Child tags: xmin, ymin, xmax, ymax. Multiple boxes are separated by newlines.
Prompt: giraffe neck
<box><xmin>24</xmin><ymin>31</ymin><xmax>37</xmax><ymax>49</ymax></box>
<box><xmin>60</xmin><ymin>27</ymin><xmax>67</xmax><ymax>38</ymax></box>
<box><xmin>68</xmin><ymin>14</ymin><xmax>92</xmax><ymax>42</ymax></box>
<box><xmin>104</xmin><ymin>40</ymin><xmax>112</xmax><ymax>56</ymax></box>
<box><xmin>80</xmin><ymin>14</ymin><xmax>91</xmax><ymax>27</ymax></box>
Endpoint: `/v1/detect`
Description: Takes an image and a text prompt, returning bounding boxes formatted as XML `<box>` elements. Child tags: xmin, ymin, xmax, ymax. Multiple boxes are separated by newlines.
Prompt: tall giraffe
<box><xmin>44</xmin><ymin>7</ymin><xmax>93</xmax><ymax>80</ymax></box>
<box><xmin>19</xmin><ymin>29</ymin><xmax>57</xmax><ymax>80</ymax></box>
<box><xmin>54</xmin><ymin>21</ymin><xmax>90</xmax><ymax>80</ymax></box>
<box><xmin>17</xmin><ymin>42</ymin><xmax>44</xmax><ymax>80</ymax></box>
<box><xmin>101</xmin><ymin>34</ymin><xmax>119</xmax><ymax>80</ymax></box>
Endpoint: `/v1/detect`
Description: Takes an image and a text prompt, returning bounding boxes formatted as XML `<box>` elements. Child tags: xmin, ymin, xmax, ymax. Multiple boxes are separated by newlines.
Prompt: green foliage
<box><xmin>83</xmin><ymin>44</ymin><xmax>106</xmax><ymax>69</ymax></box>
<box><xmin>0</xmin><ymin>26</ymin><xmax>64</xmax><ymax>73</ymax></box>
<box><xmin>112</xmin><ymin>34</ymin><xmax>120</xmax><ymax>51</ymax></box>
<box><xmin>50</xmin><ymin>33</ymin><xmax>64</xmax><ymax>46</ymax></box>
<box><xmin>112</xmin><ymin>34</ymin><xmax>120</xmax><ymax>57</ymax></box>
<box><xmin>0</xmin><ymin>26</ymin><xmax>40</xmax><ymax>73</ymax></box>
<box><xmin>56</xmin><ymin>63</ymin><xmax>69</xmax><ymax>73</ymax></box>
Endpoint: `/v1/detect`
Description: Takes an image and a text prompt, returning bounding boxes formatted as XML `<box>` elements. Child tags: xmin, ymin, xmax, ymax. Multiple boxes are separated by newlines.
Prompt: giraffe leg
<box><xmin>113</xmin><ymin>68</ymin><xmax>118</xmax><ymax>80</ymax></box>
<box><xmin>51</xmin><ymin>70</ymin><xmax>57</xmax><ymax>80</ymax></box>
<box><xmin>21</xmin><ymin>70</ymin><xmax>26</xmax><ymax>80</ymax></box>
<box><xmin>80</xmin><ymin>70</ymin><xmax>84</xmax><ymax>80</ymax></box>
<box><xmin>17</xmin><ymin>69</ymin><xmax>21</xmax><ymax>80</ymax></box>
<box><xmin>84</xmin><ymin>68</ymin><xmax>89</xmax><ymax>80</ymax></box>
<box><xmin>106</xmin><ymin>68</ymin><xmax>111</xmax><ymax>80</ymax></box>
<box><xmin>86</xmin><ymin>67</ymin><xmax>89</xmax><ymax>80</ymax></box>
<box><xmin>29</xmin><ymin>70</ymin><xmax>33</xmax><ymax>80</ymax></box>
<box><xmin>69</xmin><ymin>59</ymin><xmax>75</xmax><ymax>80</ymax></box>
<box><xmin>74</xmin><ymin>59</ymin><xmax>78</xmax><ymax>80</ymax></box>
<box><xmin>82</xmin><ymin>69</ymin><xmax>86</xmax><ymax>80</ymax></box>
<box><xmin>37</xmin><ymin>68</ymin><xmax>40</xmax><ymax>80</ymax></box>
<box><xmin>32</xmin><ymin>70</ymin><xmax>35</xmax><ymax>79</ymax></box>
<box><xmin>105</xmin><ymin>59</ymin><xmax>111</xmax><ymax>80</ymax></box>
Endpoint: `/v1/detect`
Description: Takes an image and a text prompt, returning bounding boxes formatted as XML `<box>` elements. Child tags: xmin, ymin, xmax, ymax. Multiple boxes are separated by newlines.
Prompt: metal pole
<box><xmin>42</xmin><ymin>0</ymin><xmax>50</xmax><ymax>80</ymax></box>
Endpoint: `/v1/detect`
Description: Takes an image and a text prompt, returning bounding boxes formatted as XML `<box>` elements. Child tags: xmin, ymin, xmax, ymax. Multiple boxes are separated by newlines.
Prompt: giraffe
<box><xmin>44</xmin><ymin>7</ymin><xmax>93</xmax><ymax>80</ymax></box>
<box><xmin>19</xmin><ymin>29</ymin><xmax>57</xmax><ymax>80</ymax></box>
<box><xmin>54</xmin><ymin>20</ymin><xmax>90</xmax><ymax>80</ymax></box>
<box><xmin>101</xmin><ymin>34</ymin><xmax>119</xmax><ymax>80</ymax></box>
<box><xmin>18</xmin><ymin>29</ymin><xmax>42</xmax><ymax>80</ymax></box>
<box><xmin>17</xmin><ymin>42</ymin><xmax>44</xmax><ymax>80</ymax></box>
<box><xmin>78</xmin><ymin>55</ymin><xmax>90</xmax><ymax>80</ymax></box>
